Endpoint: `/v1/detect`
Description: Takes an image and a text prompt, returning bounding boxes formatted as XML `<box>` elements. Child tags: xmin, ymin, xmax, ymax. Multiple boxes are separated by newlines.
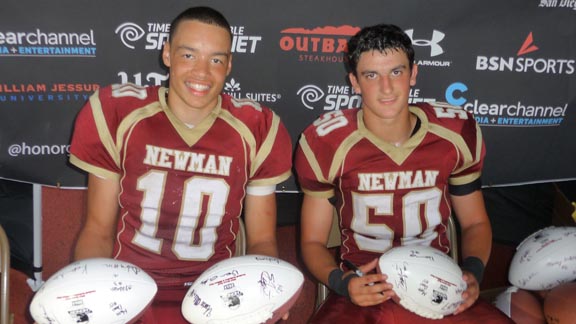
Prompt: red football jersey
<box><xmin>70</xmin><ymin>83</ymin><xmax>292</xmax><ymax>290</ymax></box>
<box><xmin>295</xmin><ymin>102</ymin><xmax>485</xmax><ymax>267</ymax></box>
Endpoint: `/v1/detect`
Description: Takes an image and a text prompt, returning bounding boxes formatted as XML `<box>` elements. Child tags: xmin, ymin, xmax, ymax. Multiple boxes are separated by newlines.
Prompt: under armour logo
<box><xmin>405</xmin><ymin>29</ymin><xmax>445</xmax><ymax>57</ymax></box>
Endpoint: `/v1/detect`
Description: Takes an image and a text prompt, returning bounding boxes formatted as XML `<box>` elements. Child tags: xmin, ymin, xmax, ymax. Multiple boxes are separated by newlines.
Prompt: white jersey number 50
<box><xmin>351</xmin><ymin>188</ymin><xmax>443</xmax><ymax>252</ymax></box>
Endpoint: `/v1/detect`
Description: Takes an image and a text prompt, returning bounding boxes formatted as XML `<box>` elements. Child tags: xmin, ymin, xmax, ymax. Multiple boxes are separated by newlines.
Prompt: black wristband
<box><xmin>461</xmin><ymin>256</ymin><xmax>485</xmax><ymax>284</ymax></box>
<box><xmin>328</xmin><ymin>268</ymin><xmax>358</xmax><ymax>297</ymax></box>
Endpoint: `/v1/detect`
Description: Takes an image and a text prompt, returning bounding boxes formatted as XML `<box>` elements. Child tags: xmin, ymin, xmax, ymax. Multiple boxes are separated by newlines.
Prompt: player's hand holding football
<box><xmin>453</xmin><ymin>270</ymin><xmax>480</xmax><ymax>315</ymax></box>
<box><xmin>347</xmin><ymin>258</ymin><xmax>395</xmax><ymax>307</ymax></box>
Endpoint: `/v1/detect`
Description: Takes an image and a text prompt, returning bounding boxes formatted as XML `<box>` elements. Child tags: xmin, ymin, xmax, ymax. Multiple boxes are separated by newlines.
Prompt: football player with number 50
<box><xmin>295</xmin><ymin>24</ymin><xmax>513</xmax><ymax>323</ymax></box>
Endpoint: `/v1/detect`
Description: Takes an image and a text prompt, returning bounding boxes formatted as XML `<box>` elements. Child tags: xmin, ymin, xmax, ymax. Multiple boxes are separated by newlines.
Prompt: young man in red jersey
<box><xmin>69</xmin><ymin>7</ymin><xmax>292</xmax><ymax>323</ymax></box>
<box><xmin>295</xmin><ymin>24</ymin><xmax>513</xmax><ymax>323</ymax></box>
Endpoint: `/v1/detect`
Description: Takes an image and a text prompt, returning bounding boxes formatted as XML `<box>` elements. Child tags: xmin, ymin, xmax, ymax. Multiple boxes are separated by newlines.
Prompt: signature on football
<box><xmin>408</xmin><ymin>250</ymin><xmax>435</xmax><ymax>262</ymax></box>
<box><xmin>393</xmin><ymin>262</ymin><xmax>409</xmax><ymax>291</ymax></box>
<box><xmin>258</xmin><ymin>271</ymin><xmax>283</xmax><ymax>298</ymax></box>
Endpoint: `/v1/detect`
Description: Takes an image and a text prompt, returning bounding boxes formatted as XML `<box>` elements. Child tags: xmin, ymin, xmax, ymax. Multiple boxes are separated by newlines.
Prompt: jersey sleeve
<box><xmin>69</xmin><ymin>86</ymin><xmax>121</xmax><ymax>180</ymax></box>
<box><xmin>450</xmin><ymin>112</ymin><xmax>485</xmax><ymax>193</ymax></box>
<box><xmin>294</xmin><ymin>110</ymin><xmax>356</xmax><ymax>198</ymax></box>
<box><xmin>294</xmin><ymin>133</ymin><xmax>335</xmax><ymax>198</ymax></box>
<box><xmin>424</xmin><ymin>102</ymin><xmax>486</xmax><ymax>195</ymax></box>
<box><xmin>69</xmin><ymin>83</ymin><xmax>158</xmax><ymax>180</ymax></box>
<box><xmin>249</xmin><ymin>111</ymin><xmax>293</xmax><ymax>187</ymax></box>
<box><xmin>220</xmin><ymin>96</ymin><xmax>293</xmax><ymax>187</ymax></box>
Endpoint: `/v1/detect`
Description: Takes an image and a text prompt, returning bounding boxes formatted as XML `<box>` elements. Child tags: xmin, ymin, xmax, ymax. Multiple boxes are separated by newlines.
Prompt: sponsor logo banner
<box><xmin>0</xmin><ymin>28</ymin><xmax>97</xmax><ymax>57</ymax></box>
<box><xmin>476</xmin><ymin>32</ymin><xmax>575</xmax><ymax>74</ymax></box>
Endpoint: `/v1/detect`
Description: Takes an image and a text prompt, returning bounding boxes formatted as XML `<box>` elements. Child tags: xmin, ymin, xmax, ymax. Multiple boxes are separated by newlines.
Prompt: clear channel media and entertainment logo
<box><xmin>0</xmin><ymin>28</ymin><xmax>96</xmax><ymax>57</ymax></box>
<box><xmin>446</xmin><ymin>81</ymin><xmax>568</xmax><ymax>128</ymax></box>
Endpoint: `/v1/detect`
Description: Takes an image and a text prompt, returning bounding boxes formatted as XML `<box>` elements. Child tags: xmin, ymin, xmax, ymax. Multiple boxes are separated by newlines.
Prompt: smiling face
<box><xmin>349</xmin><ymin>49</ymin><xmax>418</xmax><ymax>123</ymax></box>
<box><xmin>162</xmin><ymin>20</ymin><xmax>232</xmax><ymax>124</ymax></box>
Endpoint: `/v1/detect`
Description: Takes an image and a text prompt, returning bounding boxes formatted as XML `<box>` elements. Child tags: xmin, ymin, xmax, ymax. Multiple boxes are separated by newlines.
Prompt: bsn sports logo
<box><xmin>476</xmin><ymin>32</ymin><xmax>574</xmax><ymax>74</ymax></box>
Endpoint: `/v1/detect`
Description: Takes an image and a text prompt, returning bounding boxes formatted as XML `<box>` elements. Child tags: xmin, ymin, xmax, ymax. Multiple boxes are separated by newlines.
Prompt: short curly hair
<box><xmin>346</xmin><ymin>24</ymin><xmax>415</xmax><ymax>75</ymax></box>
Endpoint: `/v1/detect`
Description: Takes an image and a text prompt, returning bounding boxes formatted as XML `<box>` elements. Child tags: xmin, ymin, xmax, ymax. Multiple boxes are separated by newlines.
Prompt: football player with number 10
<box><xmin>68</xmin><ymin>6</ymin><xmax>293</xmax><ymax>324</ymax></box>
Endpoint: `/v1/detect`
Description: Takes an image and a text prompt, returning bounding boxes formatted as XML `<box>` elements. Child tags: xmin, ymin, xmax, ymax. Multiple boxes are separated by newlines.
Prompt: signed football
<box><xmin>181</xmin><ymin>255</ymin><xmax>304</xmax><ymax>324</ymax></box>
<box><xmin>378</xmin><ymin>245</ymin><xmax>466</xmax><ymax>319</ymax></box>
<box><xmin>508</xmin><ymin>226</ymin><xmax>576</xmax><ymax>291</ymax></box>
<box><xmin>29</xmin><ymin>258</ymin><xmax>157</xmax><ymax>324</ymax></box>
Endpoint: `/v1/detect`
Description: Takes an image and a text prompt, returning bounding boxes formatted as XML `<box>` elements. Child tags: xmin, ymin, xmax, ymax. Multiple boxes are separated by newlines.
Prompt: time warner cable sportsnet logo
<box><xmin>224</xmin><ymin>78</ymin><xmax>281</xmax><ymax>103</ymax></box>
<box><xmin>476</xmin><ymin>32</ymin><xmax>574</xmax><ymax>74</ymax></box>
<box><xmin>0</xmin><ymin>28</ymin><xmax>96</xmax><ymax>57</ymax></box>
<box><xmin>297</xmin><ymin>84</ymin><xmax>361</xmax><ymax>110</ymax></box>
<box><xmin>115</xmin><ymin>22</ymin><xmax>262</xmax><ymax>53</ymax></box>
<box><xmin>297</xmin><ymin>84</ymin><xmax>435</xmax><ymax>111</ymax></box>
<box><xmin>445</xmin><ymin>82</ymin><xmax>568</xmax><ymax>127</ymax></box>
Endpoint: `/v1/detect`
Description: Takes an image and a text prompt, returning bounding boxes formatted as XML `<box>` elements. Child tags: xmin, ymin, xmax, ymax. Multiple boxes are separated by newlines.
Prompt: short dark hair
<box><xmin>168</xmin><ymin>6</ymin><xmax>232</xmax><ymax>43</ymax></box>
<box><xmin>346</xmin><ymin>24</ymin><xmax>415</xmax><ymax>75</ymax></box>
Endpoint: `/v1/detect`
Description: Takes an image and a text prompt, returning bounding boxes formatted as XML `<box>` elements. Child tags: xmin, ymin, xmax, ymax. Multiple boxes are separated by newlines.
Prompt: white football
<box><xmin>181</xmin><ymin>255</ymin><xmax>304</xmax><ymax>324</ymax></box>
<box><xmin>508</xmin><ymin>226</ymin><xmax>576</xmax><ymax>291</ymax></box>
<box><xmin>378</xmin><ymin>245</ymin><xmax>466</xmax><ymax>319</ymax></box>
<box><xmin>29</xmin><ymin>258</ymin><xmax>157</xmax><ymax>324</ymax></box>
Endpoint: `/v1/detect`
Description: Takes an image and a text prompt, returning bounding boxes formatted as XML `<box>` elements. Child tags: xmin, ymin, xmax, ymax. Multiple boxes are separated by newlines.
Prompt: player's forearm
<box><xmin>73</xmin><ymin>228</ymin><xmax>115</xmax><ymax>260</ymax></box>
<box><xmin>460</xmin><ymin>221</ymin><xmax>492</xmax><ymax>265</ymax></box>
<box><xmin>301</xmin><ymin>240</ymin><xmax>339</xmax><ymax>286</ymax></box>
<box><xmin>451</xmin><ymin>190</ymin><xmax>492</xmax><ymax>264</ymax></box>
<box><xmin>300</xmin><ymin>194</ymin><xmax>337</xmax><ymax>285</ymax></box>
<box><xmin>247</xmin><ymin>238</ymin><xmax>279</xmax><ymax>258</ymax></box>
